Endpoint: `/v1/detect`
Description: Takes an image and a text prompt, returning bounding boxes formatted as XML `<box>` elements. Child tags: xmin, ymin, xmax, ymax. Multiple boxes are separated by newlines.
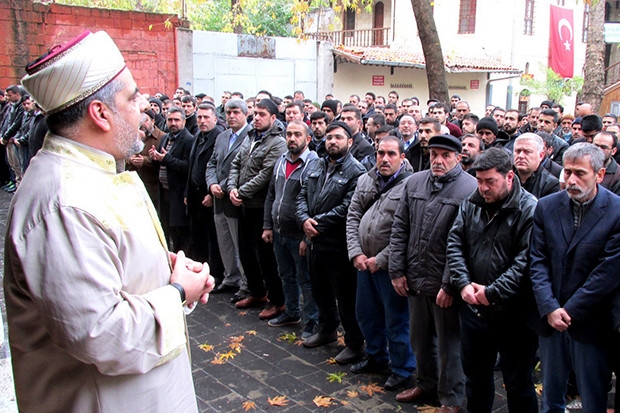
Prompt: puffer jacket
<box><xmin>447</xmin><ymin>179</ymin><xmax>538</xmax><ymax>315</ymax></box>
<box><xmin>264</xmin><ymin>148</ymin><xmax>319</xmax><ymax>238</ymax></box>
<box><xmin>390</xmin><ymin>165</ymin><xmax>477</xmax><ymax>296</ymax></box>
<box><xmin>346</xmin><ymin>160</ymin><xmax>413</xmax><ymax>270</ymax></box>
<box><xmin>296</xmin><ymin>152</ymin><xmax>365</xmax><ymax>252</ymax></box>
<box><xmin>227</xmin><ymin>122</ymin><xmax>286</xmax><ymax>208</ymax></box>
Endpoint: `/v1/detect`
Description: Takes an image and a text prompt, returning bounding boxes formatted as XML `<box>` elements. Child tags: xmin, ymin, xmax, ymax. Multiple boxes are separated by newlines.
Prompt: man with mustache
<box><xmin>346</xmin><ymin>135</ymin><xmax>416</xmax><ymax>392</ymax></box>
<box><xmin>297</xmin><ymin>121</ymin><xmax>366</xmax><ymax>365</ymax></box>
<box><xmin>530</xmin><ymin>143</ymin><xmax>620</xmax><ymax>413</ymax></box>
<box><xmin>448</xmin><ymin>148</ymin><xmax>539</xmax><ymax>413</ymax></box>
<box><xmin>390</xmin><ymin>135</ymin><xmax>476</xmax><ymax>412</ymax></box>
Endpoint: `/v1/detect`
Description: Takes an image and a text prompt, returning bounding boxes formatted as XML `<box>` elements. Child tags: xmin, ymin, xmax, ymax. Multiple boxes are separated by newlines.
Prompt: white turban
<box><xmin>21</xmin><ymin>31</ymin><xmax>126</xmax><ymax>114</ymax></box>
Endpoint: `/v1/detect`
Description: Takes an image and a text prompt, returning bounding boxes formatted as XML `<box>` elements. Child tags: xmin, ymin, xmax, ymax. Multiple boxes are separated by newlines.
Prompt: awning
<box><xmin>333</xmin><ymin>46</ymin><xmax>522</xmax><ymax>74</ymax></box>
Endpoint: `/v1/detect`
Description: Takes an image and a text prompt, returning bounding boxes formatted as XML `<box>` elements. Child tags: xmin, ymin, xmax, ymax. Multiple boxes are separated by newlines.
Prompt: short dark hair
<box><xmin>168</xmin><ymin>106</ymin><xmax>186</xmax><ymax>119</ymax></box>
<box><xmin>310</xmin><ymin>111</ymin><xmax>328</xmax><ymax>122</ymax></box>
<box><xmin>603</xmin><ymin>113</ymin><xmax>618</xmax><ymax>123</ymax></box>
<box><xmin>431</xmin><ymin>102</ymin><xmax>450</xmax><ymax>114</ymax></box>
<box><xmin>384</xmin><ymin>104</ymin><xmax>398</xmax><ymax>112</ymax></box>
<box><xmin>539</xmin><ymin>108</ymin><xmax>559</xmax><ymax>124</ymax></box>
<box><xmin>377</xmin><ymin>135</ymin><xmax>405</xmax><ymax>154</ymax></box>
<box><xmin>462</xmin><ymin>133</ymin><xmax>485</xmax><ymax>151</ymax></box>
<box><xmin>365</xmin><ymin>92</ymin><xmax>376</xmax><ymax>100</ymax></box>
<box><xmin>462</xmin><ymin>113</ymin><xmax>480</xmax><ymax>124</ymax></box>
<box><xmin>552</xmin><ymin>103</ymin><xmax>564</xmax><ymax>113</ymax></box>
<box><xmin>595</xmin><ymin>130</ymin><xmax>618</xmax><ymax>148</ymax></box>
<box><xmin>376</xmin><ymin>125</ymin><xmax>394</xmax><ymax>134</ymax></box>
<box><xmin>418</xmin><ymin>117</ymin><xmax>441</xmax><ymax>132</ymax></box>
<box><xmin>341</xmin><ymin>105</ymin><xmax>362</xmax><ymax>121</ymax></box>
<box><xmin>197</xmin><ymin>103</ymin><xmax>217</xmax><ymax>113</ymax></box>
<box><xmin>389</xmin><ymin>91</ymin><xmax>399</xmax><ymax>99</ymax></box>
<box><xmin>471</xmin><ymin>147</ymin><xmax>512</xmax><ymax>175</ymax></box>
<box><xmin>285</xmin><ymin>101</ymin><xmax>304</xmax><ymax>114</ymax></box>
<box><xmin>369</xmin><ymin>113</ymin><xmax>386</xmax><ymax>127</ymax></box>
<box><xmin>491</xmin><ymin>106</ymin><xmax>506</xmax><ymax>115</ymax></box>
<box><xmin>536</xmin><ymin>131</ymin><xmax>555</xmax><ymax>150</ymax></box>
<box><xmin>5</xmin><ymin>85</ymin><xmax>22</xmax><ymax>95</ymax></box>
<box><xmin>181</xmin><ymin>95</ymin><xmax>196</xmax><ymax>105</ymax></box>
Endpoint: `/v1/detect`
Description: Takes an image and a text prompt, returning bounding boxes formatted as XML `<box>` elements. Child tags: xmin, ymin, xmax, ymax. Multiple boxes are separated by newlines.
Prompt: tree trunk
<box><xmin>581</xmin><ymin>0</ymin><xmax>605</xmax><ymax>113</ymax></box>
<box><xmin>409</xmin><ymin>0</ymin><xmax>449</xmax><ymax>104</ymax></box>
<box><xmin>232</xmin><ymin>0</ymin><xmax>243</xmax><ymax>34</ymax></box>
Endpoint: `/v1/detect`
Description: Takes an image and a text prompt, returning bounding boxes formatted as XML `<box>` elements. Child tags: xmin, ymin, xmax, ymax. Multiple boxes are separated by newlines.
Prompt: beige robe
<box><xmin>3</xmin><ymin>135</ymin><xmax>198</xmax><ymax>413</ymax></box>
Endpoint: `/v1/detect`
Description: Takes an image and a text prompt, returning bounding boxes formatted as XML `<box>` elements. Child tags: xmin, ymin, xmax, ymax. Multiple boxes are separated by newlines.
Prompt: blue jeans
<box><xmin>273</xmin><ymin>233</ymin><xmax>318</xmax><ymax>324</ymax></box>
<box><xmin>355</xmin><ymin>269</ymin><xmax>416</xmax><ymax>377</ymax></box>
<box><xmin>539</xmin><ymin>330</ymin><xmax>611</xmax><ymax>413</ymax></box>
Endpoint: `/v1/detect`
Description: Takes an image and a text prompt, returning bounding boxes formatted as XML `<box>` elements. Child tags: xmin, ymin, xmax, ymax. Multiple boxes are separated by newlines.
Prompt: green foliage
<box><xmin>56</xmin><ymin>0</ymin><xmax>294</xmax><ymax>37</ymax></box>
<box><xmin>522</xmin><ymin>67</ymin><xmax>584</xmax><ymax>105</ymax></box>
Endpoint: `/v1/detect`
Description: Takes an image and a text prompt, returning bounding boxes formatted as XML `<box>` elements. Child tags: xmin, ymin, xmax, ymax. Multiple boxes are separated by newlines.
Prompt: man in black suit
<box><xmin>530</xmin><ymin>142</ymin><xmax>620</xmax><ymax>413</ymax></box>
<box><xmin>149</xmin><ymin>106</ymin><xmax>194</xmax><ymax>251</ymax></box>
<box><xmin>206</xmin><ymin>99</ymin><xmax>251</xmax><ymax>300</ymax></box>
<box><xmin>185</xmin><ymin>104</ymin><xmax>225</xmax><ymax>279</ymax></box>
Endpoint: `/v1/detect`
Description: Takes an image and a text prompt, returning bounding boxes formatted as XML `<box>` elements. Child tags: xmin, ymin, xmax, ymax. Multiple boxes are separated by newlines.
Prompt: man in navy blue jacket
<box><xmin>530</xmin><ymin>142</ymin><xmax>620</xmax><ymax>413</ymax></box>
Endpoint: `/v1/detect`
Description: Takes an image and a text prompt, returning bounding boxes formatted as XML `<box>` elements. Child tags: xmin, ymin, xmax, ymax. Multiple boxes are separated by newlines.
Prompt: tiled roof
<box><xmin>333</xmin><ymin>46</ymin><xmax>522</xmax><ymax>74</ymax></box>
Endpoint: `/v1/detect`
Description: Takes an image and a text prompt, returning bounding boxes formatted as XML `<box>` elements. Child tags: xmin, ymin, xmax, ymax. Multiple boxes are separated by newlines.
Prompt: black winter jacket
<box><xmin>447</xmin><ymin>179</ymin><xmax>538</xmax><ymax>316</ymax></box>
<box><xmin>296</xmin><ymin>152</ymin><xmax>365</xmax><ymax>252</ymax></box>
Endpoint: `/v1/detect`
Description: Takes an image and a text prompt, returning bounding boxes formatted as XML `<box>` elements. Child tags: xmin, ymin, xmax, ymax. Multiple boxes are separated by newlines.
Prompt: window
<box><xmin>583</xmin><ymin>3</ymin><xmax>589</xmax><ymax>42</ymax></box>
<box><xmin>344</xmin><ymin>8</ymin><xmax>355</xmax><ymax>37</ymax></box>
<box><xmin>524</xmin><ymin>0</ymin><xmax>535</xmax><ymax>35</ymax></box>
<box><xmin>458</xmin><ymin>0</ymin><xmax>477</xmax><ymax>34</ymax></box>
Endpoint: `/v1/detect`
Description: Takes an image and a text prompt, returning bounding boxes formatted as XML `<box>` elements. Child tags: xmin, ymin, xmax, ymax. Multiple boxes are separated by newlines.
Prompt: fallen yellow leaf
<box><xmin>535</xmin><ymin>383</ymin><xmax>543</xmax><ymax>395</ymax></box>
<box><xmin>417</xmin><ymin>405</ymin><xmax>438</xmax><ymax>413</ymax></box>
<box><xmin>341</xmin><ymin>400</ymin><xmax>350</xmax><ymax>405</ymax></box>
<box><xmin>347</xmin><ymin>390</ymin><xmax>359</xmax><ymax>398</ymax></box>
<box><xmin>267</xmin><ymin>395</ymin><xmax>289</xmax><ymax>406</ymax></box>
<box><xmin>229</xmin><ymin>335</ymin><xmax>245</xmax><ymax>344</ymax></box>
<box><xmin>198</xmin><ymin>343</ymin><xmax>214</xmax><ymax>352</ymax></box>
<box><xmin>326</xmin><ymin>358</ymin><xmax>338</xmax><ymax>365</ymax></box>
<box><xmin>337</xmin><ymin>333</ymin><xmax>346</xmax><ymax>347</ymax></box>
<box><xmin>219</xmin><ymin>350</ymin><xmax>236</xmax><ymax>361</ymax></box>
<box><xmin>238</xmin><ymin>311</ymin><xmax>247</xmax><ymax>316</ymax></box>
<box><xmin>360</xmin><ymin>382</ymin><xmax>385</xmax><ymax>397</ymax></box>
<box><xmin>211</xmin><ymin>356</ymin><xmax>226</xmax><ymax>365</ymax></box>
<box><xmin>313</xmin><ymin>395</ymin><xmax>334</xmax><ymax>407</ymax></box>
<box><xmin>246</xmin><ymin>330</ymin><xmax>257</xmax><ymax>335</ymax></box>
<box><xmin>242</xmin><ymin>400</ymin><xmax>256</xmax><ymax>411</ymax></box>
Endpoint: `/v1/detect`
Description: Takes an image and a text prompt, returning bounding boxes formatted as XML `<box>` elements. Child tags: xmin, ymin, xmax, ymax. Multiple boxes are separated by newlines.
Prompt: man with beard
<box><xmin>461</xmin><ymin>113</ymin><xmax>479</xmax><ymax>135</ymax></box>
<box><xmin>592</xmin><ymin>131</ymin><xmax>620</xmax><ymax>195</ymax></box>
<box><xmin>502</xmin><ymin>109</ymin><xmax>521</xmax><ymax>152</ymax></box>
<box><xmin>530</xmin><ymin>143</ymin><xmax>620</xmax><ymax>413</ymax></box>
<box><xmin>383</xmin><ymin>104</ymin><xmax>400</xmax><ymax>127</ymax></box>
<box><xmin>262</xmin><ymin>120</ymin><xmax>319</xmax><ymax>338</ymax></box>
<box><xmin>228</xmin><ymin>99</ymin><xmax>287</xmax><ymax>320</ymax></box>
<box><xmin>513</xmin><ymin>134</ymin><xmax>560</xmax><ymax>198</ymax></box>
<box><xmin>128</xmin><ymin>110</ymin><xmax>165</xmax><ymax>204</ymax></box>
<box><xmin>185</xmin><ymin>104</ymin><xmax>225</xmax><ymax>279</ymax></box>
<box><xmin>448</xmin><ymin>148</ymin><xmax>539</xmax><ymax>413</ymax></box>
<box><xmin>476</xmin><ymin>117</ymin><xmax>511</xmax><ymax>150</ymax></box>
<box><xmin>320</xmin><ymin>100</ymin><xmax>338</xmax><ymax>123</ymax></box>
<box><xmin>150</xmin><ymin>106</ymin><xmax>194</xmax><ymax>252</ymax></box>
<box><xmin>347</xmin><ymin>136</ymin><xmax>416</xmax><ymax>392</ymax></box>
<box><xmin>309</xmin><ymin>111</ymin><xmax>329</xmax><ymax>157</ymax></box>
<box><xmin>391</xmin><ymin>135</ymin><xmax>476</xmax><ymax>412</ymax></box>
<box><xmin>6</xmin><ymin>30</ymin><xmax>214</xmax><ymax>413</ymax></box>
<box><xmin>460</xmin><ymin>134</ymin><xmax>484</xmax><ymax>173</ymax></box>
<box><xmin>491</xmin><ymin>107</ymin><xmax>506</xmax><ymax>128</ymax></box>
<box><xmin>297</xmin><ymin>121</ymin><xmax>366</xmax><ymax>365</ymax></box>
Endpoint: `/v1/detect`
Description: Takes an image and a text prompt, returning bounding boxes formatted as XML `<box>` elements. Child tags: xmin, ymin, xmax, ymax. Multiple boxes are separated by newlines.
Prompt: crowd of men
<box><xmin>3</xmin><ymin>52</ymin><xmax>620</xmax><ymax>413</ymax></box>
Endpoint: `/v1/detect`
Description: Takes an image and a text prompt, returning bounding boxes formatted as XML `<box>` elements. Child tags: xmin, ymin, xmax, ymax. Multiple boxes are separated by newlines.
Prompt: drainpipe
<box><xmin>486</xmin><ymin>73</ymin><xmax>522</xmax><ymax>106</ymax></box>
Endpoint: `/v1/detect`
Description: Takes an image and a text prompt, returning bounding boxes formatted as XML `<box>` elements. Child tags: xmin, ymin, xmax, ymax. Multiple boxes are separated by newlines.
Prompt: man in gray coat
<box><xmin>346</xmin><ymin>136</ymin><xmax>416</xmax><ymax>391</ymax></box>
<box><xmin>390</xmin><ymin>135</ymin><xmax>477</xmax><ymax>413</ymax></box>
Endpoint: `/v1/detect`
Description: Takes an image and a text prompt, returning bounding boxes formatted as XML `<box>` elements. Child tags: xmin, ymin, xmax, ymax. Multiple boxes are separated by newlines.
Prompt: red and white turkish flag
<box><xmin>549</xmin><ymin>5</ymin><xmax>574</xmax><ymax>78</ymax></box>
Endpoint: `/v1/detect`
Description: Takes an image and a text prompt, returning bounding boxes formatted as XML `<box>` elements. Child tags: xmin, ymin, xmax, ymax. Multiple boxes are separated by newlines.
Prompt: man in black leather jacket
<box><xmin>296</xmin><ymin>121</ymin><xmax>366</xmax><ymax>365</ymax></box>
<box><xmin>447</xmin><ymin>148</ymin><xmax>539</xmax><ymax>413</ymax></box>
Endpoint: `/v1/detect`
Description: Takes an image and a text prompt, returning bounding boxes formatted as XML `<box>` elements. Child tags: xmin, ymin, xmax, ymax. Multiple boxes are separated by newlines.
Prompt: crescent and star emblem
<box><xmin>558</xmin><ymin>18</ymin><xmax>573</xmax><ymax>52</ymax></box>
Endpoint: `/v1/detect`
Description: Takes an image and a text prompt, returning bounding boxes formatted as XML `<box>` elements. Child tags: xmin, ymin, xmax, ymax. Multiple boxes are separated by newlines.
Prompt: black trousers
<box><xmin>188</xmin><ymin>193</ymin><xmax>224</xmax><ymax>280</ymax></box>
<box><xmin>238</xmin><ymin>206</ymin><xmax>284</xmax><ymax>306</ymax></box>
<box><xmin>308</xmin><ymin>247</ymin><xmax>363</xmax><ymax>348</ymax></box>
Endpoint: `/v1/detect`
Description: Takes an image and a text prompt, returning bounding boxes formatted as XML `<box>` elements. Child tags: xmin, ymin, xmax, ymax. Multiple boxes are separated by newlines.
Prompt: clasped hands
<box><xmin>169</xmin><ymin>250</ymin><xmax>215</xmax><ymax>307</ymax></box>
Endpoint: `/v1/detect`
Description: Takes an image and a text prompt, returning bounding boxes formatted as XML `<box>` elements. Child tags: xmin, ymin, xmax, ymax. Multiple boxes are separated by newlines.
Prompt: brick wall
<box><xmin>0</xmin><ymin>0</ymin><xmax>180</xmax><ymax>97</ymax></box>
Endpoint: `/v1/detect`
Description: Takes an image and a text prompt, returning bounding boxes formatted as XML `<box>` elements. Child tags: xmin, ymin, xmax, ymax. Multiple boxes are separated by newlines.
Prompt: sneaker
<box><xmin>268</xmin><ymin>313</ymin><xmax>301</xmax><ymax>327</ymax></box>
<box><xmin>301</xmin><ymin>322</ymin><xmax>317</xmax><ymax>339</ymax></box>
<box><xmin>4</xmin><ymin>182</ymin><xmax>16</xmax><ymax>193</ymax></box>
<box><xmin>258</xmin><ymin>304</ymin><xmax>285</xmax><ymax>320</ymax></box>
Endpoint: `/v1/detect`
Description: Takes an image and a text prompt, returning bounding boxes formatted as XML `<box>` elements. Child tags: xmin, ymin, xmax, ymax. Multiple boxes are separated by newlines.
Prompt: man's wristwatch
<box><xmin>170</xmin><ymin>283</ymin><xmax>186</xmax><ymax>303</ymax></box>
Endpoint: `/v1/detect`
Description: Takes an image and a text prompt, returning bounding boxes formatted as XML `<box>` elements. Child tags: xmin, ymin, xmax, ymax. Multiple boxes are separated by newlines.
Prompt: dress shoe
<box><xmin>258</xmin><ymin>304</ymin><xmax>285</xmax><ymax>320</ymax></box>
<box><xmin>396</xmin><ymin>386</ymin><xmax>428</xmax><ymax>403</ymax></box>
<box><xmin>302</xmin><ymin>331</ymin><xmax>338</xmax><ymax>348</ymax></box>
<box><xmin>334</xmin><ymin>345</ymin><xmax>365</xmax><ymax>365</ymax></box>
<box><xmin>437</xmin><ymin>406</ymin><xmax>461</xmax><ymax>413</ymax></box>
<box><xmin>350</xmin><ymin>358</ymin><xmax>389</xmax><ymax>375</ymax></box>
<box><xmin>234</xmin><ymin>295</ymin><xmax>268</xmax><ymax>309</ymax></box>
<box><xmin>384</xmin><ymin>373</ymin><xmax>412</xmax><ymax>391</ymax></box>
<box><xmin>211</xmin><ymin>283</ymin><xmax>237</xmax><ymax>294</ymax></box>
<box><xmin>230</xmin><ymin>290</ymin><xmax>248</xmax><ymax>303</ymax></box>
